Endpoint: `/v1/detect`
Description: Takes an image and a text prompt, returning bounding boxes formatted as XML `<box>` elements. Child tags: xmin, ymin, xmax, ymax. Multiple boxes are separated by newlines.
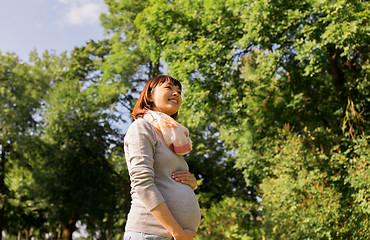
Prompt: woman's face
<box><xmin>151</xmin><ymin>81</ymin><xmax>182</xmax><ymax>116</ymax></box>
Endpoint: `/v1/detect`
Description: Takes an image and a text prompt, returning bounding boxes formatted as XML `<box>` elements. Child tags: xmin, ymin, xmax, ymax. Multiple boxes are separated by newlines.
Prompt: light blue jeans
<box><xmin>124</xmin><ymin>231</ymin><xmax>173</xmax><ymax>240</ymax></box>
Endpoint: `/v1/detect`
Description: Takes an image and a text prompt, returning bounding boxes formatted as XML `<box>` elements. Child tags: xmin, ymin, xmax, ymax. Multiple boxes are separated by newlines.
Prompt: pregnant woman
<box><xmin>123</xmin><ymin>75</ymin><xmax>201</xmax><ymax>240</ymax></box>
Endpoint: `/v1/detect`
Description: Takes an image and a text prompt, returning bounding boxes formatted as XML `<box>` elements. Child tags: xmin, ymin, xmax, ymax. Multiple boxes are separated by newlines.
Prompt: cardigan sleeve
<box><xmin>124</xmin><ymin>118</ymin><xmax>165</xmax><ymax>210</ymax></box>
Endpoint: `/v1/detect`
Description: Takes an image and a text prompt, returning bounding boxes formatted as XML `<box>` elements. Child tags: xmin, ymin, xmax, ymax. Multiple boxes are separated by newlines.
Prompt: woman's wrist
<box><xmin>167</xmin><ymin>221</ymin><xmax>185</xmax><ymax>239</ymax></box>
<box><xmin>172</xmin><ymin>229</ymin><xmax>186</xmax><ymax>239</ymax></box>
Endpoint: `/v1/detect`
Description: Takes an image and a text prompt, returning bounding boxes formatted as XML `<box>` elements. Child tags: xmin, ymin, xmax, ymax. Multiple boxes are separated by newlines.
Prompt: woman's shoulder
<box><xmin>125</xmin><ymin>118</ymin><xmax>156</xmax><ymax>140</ymax></box>
<box><xmin>128</xmin><ymin>117</ymin><xmax>150</xmax><ymax>130</ymax></box>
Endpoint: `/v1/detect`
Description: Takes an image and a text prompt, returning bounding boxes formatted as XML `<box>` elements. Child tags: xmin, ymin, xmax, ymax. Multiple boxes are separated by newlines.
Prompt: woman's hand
<box><xmin>150</xmin><ymin>202</ymin><xmax>196</xmax><ymax>240</ymax></box>
<box><xmin>173</xmin><ymin>229</ymin><xmax>197</xmax><ymax>240</ymax></box>
<box><xmin>172</xmin><ymin>170</ymin><xmax>197</xmax><ymax>190</ymax></box>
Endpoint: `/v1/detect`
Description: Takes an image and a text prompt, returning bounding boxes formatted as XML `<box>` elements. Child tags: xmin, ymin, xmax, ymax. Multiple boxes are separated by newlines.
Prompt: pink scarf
<box><xmin>143</xmin><ymin>110</ymin><xmax>192</xmax><ymax>155</ymax></box>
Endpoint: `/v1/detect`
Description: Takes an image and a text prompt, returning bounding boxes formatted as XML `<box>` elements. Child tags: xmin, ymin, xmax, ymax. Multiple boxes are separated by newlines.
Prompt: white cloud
<box><xmin>58</xmin><ymin>0</ymin><xmax>107</xmax><ymax>26</ymax></box>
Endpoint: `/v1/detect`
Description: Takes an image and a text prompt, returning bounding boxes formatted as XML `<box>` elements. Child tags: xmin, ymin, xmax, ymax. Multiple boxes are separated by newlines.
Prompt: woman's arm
<box><xmin>150</xmin><ymin>202</ymin><xmax>196</xmax><ymax>240</ymax></box>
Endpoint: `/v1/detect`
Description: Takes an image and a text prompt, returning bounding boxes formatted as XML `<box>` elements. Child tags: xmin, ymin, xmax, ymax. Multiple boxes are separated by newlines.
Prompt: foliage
<box><xmin>101</xmin><ymin>0</ymin><xmax>156</xmax><ymax>84</ymax></box>
<box><xmin>0</xmin><ymin>50</ymin><xmax>66</xmax><ymax>236</ymax></box>
<box><xmin>261</xmin><ymin>127</ymin><xmax>369</xmax><ymax>239</ymax></box>
<box><xmin>1</xmin><ymin>0</ymin><xmax>369</xmax><ymax>239</ymax></box>
<box><xmin>2</xmin><ymin>41</ymin><xmax>132</xmax><ymax>239</ymax></box>
<box><xmin>101</xmin><ymin>1</ymin><xmax>256</xmax><ymax>238</ymax></box>
<box><xmin>131</xmin><ymin>0</ymin><xmax>369</xmax><ymax>238</ymax></box>
<box><xmin>102</xmin><ymin>0</ymin><xmax>251</xmax><ymax>209</ymax></box>
<box><xmin>196</xmin><ymin>196</ymin><xmax>262</xmax><ymax>240</ymax></box>
<box><xmin>29</xmin><ymin>40</ymin><xmax>129</xmax><ymax>239</ymax></box>
<box><xmin>179</xmin><ymin>109</ymin><xmax>251</xmax><ymax>208</ymax></box>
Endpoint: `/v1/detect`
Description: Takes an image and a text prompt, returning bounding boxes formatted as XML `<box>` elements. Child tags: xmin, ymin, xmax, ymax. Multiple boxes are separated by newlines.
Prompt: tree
<box><xmin>0</xmin><ymin>50</ymin><xmax>64</xmax><ymax>236</ymax></box>
<box><xmin>101</xmin><ymin>0</ymin><xmax>250</xmax><ymax>216</ymax></box>
<box><xmin>4</xmin><ymin>0</ymin><xmax>365</xmax><ymax>238</ymax></box>
<box><xmin>260</xmin><ymin>127</ymin><xmax>369</xmax><ymax>239</ymax></box>
<box><xmin>196</xmin><ymin>196</ymin><xmax>261</xmax><ymax>240</ymax></box>
<box><xmin>179</xmin><ymin>109</ymin><xmax>252</xmax><ymax>208</ymax></box>
<box><xmin>132</xmin><ymin>0</ymin><xmax>369</xmax><ymax>238</ymax></box>
<box><xmin>27</xmin><ymin>41</ymin><xmax>129</xmax><ymax>240</ymax></box>
<box><xmin>100</xmin><ymin>0</ymin><xmax>158</xmax><ymax>82</ymax></box>
<box><xmin>100</xmin><ymin>2</ymin><xmax>258</xmax><ymax>239</ymax></box>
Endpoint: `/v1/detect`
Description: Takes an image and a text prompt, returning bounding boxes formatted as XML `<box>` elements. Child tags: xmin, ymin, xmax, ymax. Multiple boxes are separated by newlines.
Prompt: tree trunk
<box><xmin>57</xmin><ymin>228</ymin><xmax>62</xmax><ymax>240</ymax></box>
<box><xmin>327</xmin><ymin>46</ymin><xmax>345</xmax><ymax>91</ymax></box>
<box><xmin>149</xmin><ymin>61</ymin><xmax>160</xmax><ymax>79</ymax></box>
<box><xmin>0</xmin><ymin>143</ymin><xmax>8</xmax><ymax>236</ymax></box>
<box><xmin>62</xmin><ymin>226</ymin><xmax>72</xmax><ymax>240</ymax></box>
<box><xmin>61</xmin><ymin>215</ymin><xmax>77</xmax><ymax>240</ymax></box>
<box><xmin>26</xmin><ymin>230</ymin><xmax>31</xmax><ymax>240</ymax></box>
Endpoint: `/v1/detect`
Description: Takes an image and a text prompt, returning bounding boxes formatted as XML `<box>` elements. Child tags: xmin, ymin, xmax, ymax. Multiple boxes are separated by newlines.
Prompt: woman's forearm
<box><xmin>150</xmin><ymin>202</ymin><xmax>185</xmax><ymax>238</ymax></box>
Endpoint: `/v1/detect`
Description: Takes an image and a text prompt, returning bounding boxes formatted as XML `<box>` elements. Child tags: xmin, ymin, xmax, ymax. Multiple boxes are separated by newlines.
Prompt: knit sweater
<box><xmin>124</xmin><ymin>118</ymin><xmax>201</xmax><ymax>238</ymax></box>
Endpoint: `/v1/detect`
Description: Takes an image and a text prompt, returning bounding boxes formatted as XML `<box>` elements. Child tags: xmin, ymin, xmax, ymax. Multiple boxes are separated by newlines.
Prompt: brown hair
<box><xmin>131</xmin><ymin>75</ymin><xmax>182</xmax><ymax>120</ymax></box>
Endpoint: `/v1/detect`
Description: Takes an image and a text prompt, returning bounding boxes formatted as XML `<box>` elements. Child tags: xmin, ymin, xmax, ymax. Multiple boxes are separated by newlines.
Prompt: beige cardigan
<box><xmin>124</xmin><ymin>118</ymin><xmax>201</xmax><ymax>238</ymax></box>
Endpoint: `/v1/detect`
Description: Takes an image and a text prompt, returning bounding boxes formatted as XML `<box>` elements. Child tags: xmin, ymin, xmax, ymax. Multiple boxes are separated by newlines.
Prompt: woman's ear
<box><xmin>148</xmin><ymin>88</ymin><xmax>155</xmax><ymax>102</ymax></box>
<box><xmin>147</xmin><ymin>92</ymin><xmax>153</xmax><ymax>102</ymax></box>
<box><xmin>146</xmin><ymin>92</ymin><xmax>155</xmax><ymax>109</ymax></box>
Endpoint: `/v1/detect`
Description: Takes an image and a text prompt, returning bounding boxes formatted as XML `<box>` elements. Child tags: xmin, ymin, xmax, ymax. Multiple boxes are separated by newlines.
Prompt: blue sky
<box><xmin>0</xmin><ymin>0</ymin><xmax>108</xmax><ymax>61</ymax></box>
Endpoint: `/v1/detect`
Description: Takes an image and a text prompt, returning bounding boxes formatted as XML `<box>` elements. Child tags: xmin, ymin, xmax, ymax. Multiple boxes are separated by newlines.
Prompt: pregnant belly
<box><xmin>158</xmin><ymin>180</ymin><xmax>201</xmax><ymax>231</ymax></box>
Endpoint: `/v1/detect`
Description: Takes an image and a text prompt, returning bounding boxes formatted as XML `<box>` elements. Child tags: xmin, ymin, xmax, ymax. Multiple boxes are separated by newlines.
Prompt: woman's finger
<box><xmin>172</xmin><ymin>170</ymin><xmax>190</xmax><ymax>176</ymax></box>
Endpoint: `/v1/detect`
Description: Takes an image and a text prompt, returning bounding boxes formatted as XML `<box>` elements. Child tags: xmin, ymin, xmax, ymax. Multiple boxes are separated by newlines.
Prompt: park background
<box><xmin>1</xmin><ymin>0</ymin><xmax>369</xmax><ymax>239</ymax></box>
